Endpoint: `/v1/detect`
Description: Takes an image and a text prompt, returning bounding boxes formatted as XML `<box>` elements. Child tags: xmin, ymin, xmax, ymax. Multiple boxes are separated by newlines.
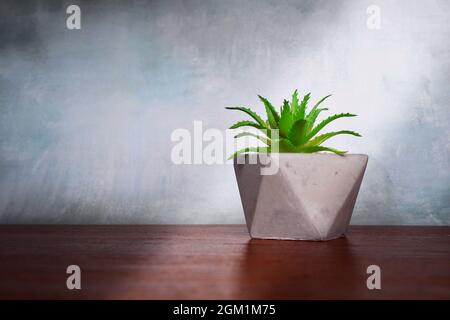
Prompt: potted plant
<box><xmin>226</xmin><ymin>90</ymin><xmax>368</xmax><ymax>240</ymax></box>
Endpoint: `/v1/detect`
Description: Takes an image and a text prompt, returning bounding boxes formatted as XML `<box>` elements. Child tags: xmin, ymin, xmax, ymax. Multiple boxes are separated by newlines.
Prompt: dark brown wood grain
<box><xmin>0</xmin><ymin>225</ymin><xmax>449</xmax><ymax>299</ymax></box>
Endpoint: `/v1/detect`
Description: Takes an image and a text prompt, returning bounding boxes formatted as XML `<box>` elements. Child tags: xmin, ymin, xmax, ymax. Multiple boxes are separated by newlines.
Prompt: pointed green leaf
<box><xmin>291</xmin><ymin>89</ymin><xmax>299</xmax><ymax>114</ymax></box>
<box><xmin>294</xmin><ymin>92</ymin><xmax>311</xmax><ymax>121</ymax></box>
<box><xmin>305</xmin><ymin>108</ymin><xmax>328</xmax><ymax>134</ymax></box>
<box><xmin>266</xmin><ymin>111</ymin><xmax>277</xmax><ymax>129</ymax></box>
<box><xmin>225</xmin><ymin>106</ymin><xmax>267</xmax><ymax>128</ymax></box>
<box><xmin>229</xmin><ymin>120</ymin><xmax>263</xmax><ymax>130</ymax></box>
<box><xmin>288</xmin><ymin>119</ymin><xmax>307</xmax><ymax>146</ymax></box>
<box><xmin>305</xmin><ymin>95</ymin><xmax>332</xmax><ymax>132</ymax></box>
<box><xmin>306</xmin><ymin>108</ymin><xmax>328</xmax><ymax>127</ymax></box>
<box><xmin>306</xmin><ymin>95</ymin><xmax>332</xmax><ymax>121</ymax></box>
<box><xmin>228</xmin><ymin>146</ymin><xmax>270</xmax><ymax>160</ymax></box>
<box><xmin>306</xmin><ymin>113</ymin><xmax>357</xmax><ymax>140</ymax></box>
<box><xmin>313</xmin><ymin>94</ymin><xmax>332</xmax><ymax>108</ymax></box>
<box><xmin>303</xmin><ymin>130</ymin><xmax>361</xmax><ymax>147</ymax></box>
<box><xmin>279</xmin><ymin>99</ymin><xmax>293</xmax><ymax>138</ymax></box>
<box><xmin>258</xmin><ymin>95</ymin><xmax>280</xmax><ymax>128</ymax></box>
<box><xmin>234</xmin><ymin>131</ymin><xmax>271</xmax><ymax>146</ymax></box>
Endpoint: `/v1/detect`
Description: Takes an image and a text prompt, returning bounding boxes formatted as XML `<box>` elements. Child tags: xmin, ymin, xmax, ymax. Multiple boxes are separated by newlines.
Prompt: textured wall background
<box><xmin>0</xmin><ymin>0</ymin><xmax>449</xmax><ymax>224</ymax></box>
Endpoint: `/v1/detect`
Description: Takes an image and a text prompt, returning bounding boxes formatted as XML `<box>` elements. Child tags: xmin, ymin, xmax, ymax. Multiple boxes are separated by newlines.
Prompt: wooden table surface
<box><xmin>0</xmin><ymin>225</ymin><xmax>449</xmax><ymax>299</ymax></box>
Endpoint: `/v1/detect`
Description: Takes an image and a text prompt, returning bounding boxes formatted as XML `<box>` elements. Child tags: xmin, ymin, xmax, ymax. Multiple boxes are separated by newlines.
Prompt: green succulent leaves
<box><xmin>225</xmin><ymin>107</ymin><xmax>266</xmax><ymax>128</ymax></box>
<box><xmin>226</xmin><ymin>90</ymin><xmax>361</xmax><ymax>159</ymax></box>
<box><xmin>288</xmin><ymin>119</ymin><xmax>307</xmax><ymax>146</ymax></box>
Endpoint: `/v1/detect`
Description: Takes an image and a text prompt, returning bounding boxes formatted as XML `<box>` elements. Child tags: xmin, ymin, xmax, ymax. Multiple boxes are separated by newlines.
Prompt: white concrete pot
<box><xmin>234</xmin><ymin>153</ymin><xmax>368</xmax><ymax>241</ymax></box>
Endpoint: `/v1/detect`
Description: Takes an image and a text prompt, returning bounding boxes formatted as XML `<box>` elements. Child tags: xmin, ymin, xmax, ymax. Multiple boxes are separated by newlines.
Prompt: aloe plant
<box><xmin>226</xmin><ymin>90</ymin><xmax>361</xmax><ymax>159</ymax></box>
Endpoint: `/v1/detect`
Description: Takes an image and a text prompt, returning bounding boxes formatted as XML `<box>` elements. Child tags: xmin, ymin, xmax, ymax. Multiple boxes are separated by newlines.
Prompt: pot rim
<box><xmin>235</xmin><ymin>152</ymin><xmax>368</xmax><ymax>157</ymax></box>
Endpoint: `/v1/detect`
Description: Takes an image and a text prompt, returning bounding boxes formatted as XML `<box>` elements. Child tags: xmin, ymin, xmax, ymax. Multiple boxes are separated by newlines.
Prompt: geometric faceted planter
<box><xmin>234</xmin><ymin>153</ymin><xmax>369</xmax><ymax>241</ymax></box>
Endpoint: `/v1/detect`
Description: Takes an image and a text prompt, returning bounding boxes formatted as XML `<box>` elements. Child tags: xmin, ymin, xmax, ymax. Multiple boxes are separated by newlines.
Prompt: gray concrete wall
<box><xmin>0</xmin><ymin>0</ymin><xmax>449</xmax><ymax>224</ymax></box>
